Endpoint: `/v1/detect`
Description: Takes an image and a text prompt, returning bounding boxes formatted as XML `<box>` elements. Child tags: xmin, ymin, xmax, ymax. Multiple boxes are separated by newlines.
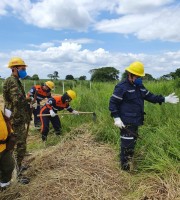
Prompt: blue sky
<box><xmin>0</xmin><ymin>0</ymin><xmax>180</xmax><ymax>79</ymax></box>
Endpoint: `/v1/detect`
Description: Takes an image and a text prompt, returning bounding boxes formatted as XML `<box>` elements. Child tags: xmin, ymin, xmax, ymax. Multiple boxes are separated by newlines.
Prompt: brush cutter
<box><xmin>37</xmin><ymin>111</ymin><xmax>97</xmax><ymax>122</ymax></box>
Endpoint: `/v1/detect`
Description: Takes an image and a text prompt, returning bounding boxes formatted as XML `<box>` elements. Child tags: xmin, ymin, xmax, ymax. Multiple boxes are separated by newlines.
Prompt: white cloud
<box><xmin>0</xmin><ymin>1</ymin><xmax>180</xmax><ymax>80</ymax></box>
<box><xmin>0</xmin><ymin>0</ymin><xmax>180</xmax><ymax>41</ymax></box>
<box><xmin>29</xmin><ymin>42</ymin><xmax>55</xmax><ymax>49</ymax></box>
<box><xmin>0</xmin><ymin>1</ymin><xmax>8</xmax><ymax>15</ymax></box>
<box><xmin>15</xmin><ymin>0</ymin><xmax>93</xmax><ymax>30</ymax></box>
<box><xmin>1</xmin><ymin>42</ymin><xmax>180</xmax><ymax>79</ymax></box>
<box><xmin>115</xmin><ymin>0</ymin><xmax>174</xmax><ymax>14</ymax></box>
<box><xmin>95</xmin><ymin>5</ymin><xmax>180</xmax><ymax>41</ymax></box>
<box><xmin>63</xmin><ymin>38</ymin><xmax>95</xmax><ymax>44</ymax></box>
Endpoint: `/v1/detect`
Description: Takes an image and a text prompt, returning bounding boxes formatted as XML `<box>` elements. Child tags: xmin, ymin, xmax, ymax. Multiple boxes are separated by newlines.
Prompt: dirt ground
<box><xmin>1</xmin><ymin>127</ymin><xmax>132</xmax><ymax>200</ymax></box>
<box><xmin>0</xmin><ymin>95</ymin><xmax>179</xmax><ymax>200</ymax></box>
<box><xmin>0</xmin><ymin>95</ymin><xmax>130</xmax><ymax>199</ymax></box>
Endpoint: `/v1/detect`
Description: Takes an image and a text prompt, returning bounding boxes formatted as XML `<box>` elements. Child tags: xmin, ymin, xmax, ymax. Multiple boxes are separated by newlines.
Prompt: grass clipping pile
<box><xmin>1</xmin><ymin>126</ymin><xmax>129</xmax><ymax>200</ymax></box>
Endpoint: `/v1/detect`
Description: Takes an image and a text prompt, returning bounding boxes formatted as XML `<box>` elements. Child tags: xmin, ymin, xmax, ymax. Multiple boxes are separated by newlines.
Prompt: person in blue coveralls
<box><xmin>109</xmin><ymin>61</ymin><xmax>179</xmax><ymax>171</ymax></box>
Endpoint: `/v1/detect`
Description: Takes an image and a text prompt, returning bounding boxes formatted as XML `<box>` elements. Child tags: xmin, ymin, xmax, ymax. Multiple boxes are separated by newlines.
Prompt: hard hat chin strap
<box><xmin>128</xmin><ymin>73</ymin><xmax>134</xmax><ymax>84</ymax></box>
<box><xmin>62</xmin><ymin>93</ymin><xmax>71</xmax><ymax>103</ymax></box>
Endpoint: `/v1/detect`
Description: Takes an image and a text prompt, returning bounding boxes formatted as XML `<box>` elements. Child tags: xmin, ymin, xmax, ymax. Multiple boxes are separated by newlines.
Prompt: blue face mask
<box><xmin>18</xmin><ymin>69</ymin><xmax>27</xmax><ymax>79</ymax></box>
<box><xmin>134</xmin><ymin>77</ymin><xmax>142</xmax><ymax>86</ymax></box>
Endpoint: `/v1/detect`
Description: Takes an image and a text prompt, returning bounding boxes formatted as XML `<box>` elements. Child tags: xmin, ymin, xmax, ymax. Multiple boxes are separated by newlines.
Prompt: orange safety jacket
<box><xmin>27</xmin><ymin>85</ymin><xmax>51</xmax><ymax>103</ymax></box>
<box><xmin>46</xmin><ymin>96</ymin><xmax>72</xmax><ymax>112</ymax></box>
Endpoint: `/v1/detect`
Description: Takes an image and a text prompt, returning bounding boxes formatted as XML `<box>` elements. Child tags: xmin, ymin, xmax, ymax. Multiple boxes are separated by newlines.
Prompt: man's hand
<box><xmin>32</xmin><ymin>101</ymin><xmax>38</xmax><ymax>109</ymax></box>
<box><xmin>165</xmin><ymin>93</ymin><xmax>179</xmax><ymax>104</ymax></box>
<box><xmin>50</xmin><ymin>110</ymin><xmax>56</xmax><ymax>117</ymax></box>
<box><xmin>114</xmin><ymin>118</ymin><xmax>125</xmax><ymax>129</ymax></box>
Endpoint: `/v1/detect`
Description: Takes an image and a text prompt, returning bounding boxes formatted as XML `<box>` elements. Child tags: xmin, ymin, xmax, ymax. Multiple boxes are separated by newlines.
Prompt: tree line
<box><xmin>26</xmin><ymin>67</ymin><xmax>180</xmax><ymax>81</ymax></box>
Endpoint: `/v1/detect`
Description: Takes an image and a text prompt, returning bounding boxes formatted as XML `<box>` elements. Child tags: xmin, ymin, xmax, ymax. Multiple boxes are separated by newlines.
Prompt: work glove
<box><xmin>50</xmin><ymin>110</ymin><xmax>56</xmax><ymax>117</ymax></box>
<box><xmin>32</xmin><ymin>101</ymin><xmax>38</xmax><ymax>109</ymax></box>
<box><xmin>114</xmin><ymin>118</ymin><xmax>125</xmax><ymax>129</ymax></box>
<box><xmin>4</xmin><ymin>108</ymin><xmax>12</xmax><ymax>118</ymax></box>
<box><xmin>30</xmin><ymin>97</ymin><xmax>34</xmax><ymax>102</ymax></box>
<box><xmin>165</xmin><ymin>93</ymin><xmax>179</xmax><ymax>104</ymax></box>
<box><xmin>72</xmin><ymin>110</ymin><xmax>79</xmax><ymax>115</ymax></box>
<box><xmin>26</xmin><ymin>96</ymin><xmax>34</xmax><ymax>103</ymax></box>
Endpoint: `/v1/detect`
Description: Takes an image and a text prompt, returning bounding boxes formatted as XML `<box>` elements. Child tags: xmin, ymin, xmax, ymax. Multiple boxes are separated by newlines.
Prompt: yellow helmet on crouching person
<box><xmin>8</xmin><ymin>57</ymin><xmax>27</xmax><ymax>68</ymax></box>
<box><xmin>125</xmin><ymin>61</ymin><xmax>145</xmax><ymax>77</ymax></box>
<box><xmin>66</xmin><ymin>90</ymin><xmax>76</xmax><ymax>100</ymax></box>
<box><xmin>45</xmin><ymin>81</ymin><xmax>54</xmax><ymax>90</ymax></box>
<box><xmin>62</xmin><ymin>90</ymin><xmax>76</xmax><ymax>103</ymax></box>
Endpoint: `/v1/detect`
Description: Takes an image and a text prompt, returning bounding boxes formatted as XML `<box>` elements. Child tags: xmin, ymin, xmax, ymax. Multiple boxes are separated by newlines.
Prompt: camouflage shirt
<box><xmin>3</xmin><ymin>75</ymin><xmax>31</xmax><ymax>125</ymax></box>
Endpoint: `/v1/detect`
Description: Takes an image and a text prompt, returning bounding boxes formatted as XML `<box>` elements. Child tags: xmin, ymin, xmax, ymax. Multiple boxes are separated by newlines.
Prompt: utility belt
<box><xmin>0</xmin><ymin>134</ymin><xmax>17</xmax><ymax>150</ymax></box>
<box><xmin>0</xmin><ymin>139</ymin><xmax>7</xmax><ymax>144</ymax></box>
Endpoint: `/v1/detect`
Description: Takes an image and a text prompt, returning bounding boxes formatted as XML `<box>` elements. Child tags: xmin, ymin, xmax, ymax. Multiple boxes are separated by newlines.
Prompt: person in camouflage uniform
<box><xmin>3</xmin><ymin>57</ymin><xmax>31</xmax><ymax>184</ymax></box>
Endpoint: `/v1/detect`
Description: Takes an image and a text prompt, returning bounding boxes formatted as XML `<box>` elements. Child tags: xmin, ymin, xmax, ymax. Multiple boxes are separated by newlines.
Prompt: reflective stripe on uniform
<box><xmin>145</xmin><ymin>91</ymin><xmax>150</xmax><ymax>95</ymax></box>
<box><xmin>121</xmin><ymin>136</ymin><xmax>134</xmax><ymax>140</ymax></box>
<box><xmin>112</xmin><ymin>94</ymin><xmax>123</xmax><ymax>100</ymax></box>
<box><xmin>52</xmin><ymin>106</ymin><xmax>58</xmax><ymax>111</ymax></box>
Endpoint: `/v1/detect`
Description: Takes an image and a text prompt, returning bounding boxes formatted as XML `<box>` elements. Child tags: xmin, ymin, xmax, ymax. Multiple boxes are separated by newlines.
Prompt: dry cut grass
<box><xmin>0</xmin><ymin>113</ymin><xmax>179</xmax><ymax>200</ymax></box>
<box><xmin>0</xmin><ymin>125</ymin><xmax>130</xmax><ymax>200</ymax></box>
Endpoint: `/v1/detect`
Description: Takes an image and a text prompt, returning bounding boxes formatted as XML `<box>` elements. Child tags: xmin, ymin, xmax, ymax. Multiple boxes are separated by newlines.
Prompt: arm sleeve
<box><xmin>143</xmin><ymin>86</ymin><xmax>165</xmax><ymax>104</ymax></box>
<box><xmin>3</xmin><ymin>79</ymin><xmax>23</xmax><ymax>123</ymax></box>
<box><xmin>27</xmin><ymin>86</ymin><xmax>36</xmax><ymax>98</ymax></box>
<box><xmin>46</xmin><ymin>98</ymin><xmax>55</xmax><ymax>110</ymax></box>
<box><xmin>66</xmin><ymin>104</ymin><xmax>73</xmax><ymax>112</ymax></box>
<box><xmin>26</xmin><ymin>87</ymin><xmax>36</xmax><ymax>103</ymax></box>
<box><xmin>109</xmin><ymin>84</ymin><xmax>124</xmax><ymax>118</ymax></box>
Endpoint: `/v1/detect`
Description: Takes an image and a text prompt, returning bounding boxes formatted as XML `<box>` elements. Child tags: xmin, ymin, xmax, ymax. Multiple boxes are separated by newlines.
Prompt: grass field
<box><xmin>0</xmin><ymin>78</ymin><xmax>179</xmax><ymax>199</ymax></box>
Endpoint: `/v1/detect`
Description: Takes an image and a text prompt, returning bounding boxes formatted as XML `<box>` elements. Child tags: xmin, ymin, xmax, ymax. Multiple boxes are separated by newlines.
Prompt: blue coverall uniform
<box><xmin>109</xmin><ymin>78</ymin><xmax>165</xmax><ymax>170</ymax></box>
<box><xmin>40</xmin><ymin>96</ymin><xmax>74</xmax><ymax>141</ymax></box>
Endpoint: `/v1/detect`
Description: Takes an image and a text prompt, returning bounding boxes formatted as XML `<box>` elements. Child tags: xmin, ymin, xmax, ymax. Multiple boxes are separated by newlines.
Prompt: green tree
<box><xmin>171</xmin><ymin>68</ymin><xmax>180</xmax><ymax>79</ymax></box>
<box><xmin>89</xmin><ymin>67</ymin><xmax>119</xmax><ymax>82</ymax></box>
<box><xmin>79</xmin><ymin>76</ymin><xmax>86</xmax><ymax>80</ymax></box>
<box><xmin>31</xmin><ymin>74</ymin><xmax>39</xmax><ymax>80</ymax></box>
<box><xmin>160</xmin><ymin>69</ymin><xmax>180</xmax><ymax>80</ymax></box>
<box><xmin>53</xmin><ymin>71</ymin><xmax>59</xmax><ymax>80</ymax></box>
<box><xmin>47</xmin><ymin>74</ymin><xmax>54</xmax><ymax>80</ymax></box>
<box><xmin>66</xmin><ymin>75</ymin><xmax>74</xmax><ymax>80</ymax></box>
<box><xmin>24</xmin><ymin>75</ymin><xmax>31</xmax><ymax>80</ymax></box>
<box><xmin>121</xmin><ymin>72</ymin><xmax>155</xmax><ymax>81</ymax></box>
<box><xmin>160</xmin><ymin>74</ymin><xmax>172</xmax><ymax>80</ymax></box>
<box><xmin>121</xmin><ymin>71</ymin><xmax>128</xmax><ymax>80</ymax></box>
<box><xmin>144</xmin><ymin>73</ymin><xmax>155</xmax><ymax>81</ymax></box>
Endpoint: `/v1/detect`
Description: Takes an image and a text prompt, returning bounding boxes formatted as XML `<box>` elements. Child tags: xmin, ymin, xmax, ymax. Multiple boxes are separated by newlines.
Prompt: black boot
<box><xmin>121</xmin><ymin>163</ymin><xmax>130</xmax><ymax>171</ymax></box>
<box><xmin>42</xmin><ymin>135</ymin><xmax>47</xmax><ymax>141</ymax></box>
<box><xmin>0</xmin><ymin>181</ymin><xmax>11</xmax><ymax>191</ymax></box>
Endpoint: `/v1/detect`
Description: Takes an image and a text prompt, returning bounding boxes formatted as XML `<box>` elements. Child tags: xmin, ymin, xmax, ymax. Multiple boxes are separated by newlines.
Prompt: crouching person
<box><xmin>39</xmin><ymin>90</ymin><xmax>79</xmax><ymax>141</ymax></box>
<box><xmin>0</xmin><ymin>109</ymin><xmax>16</xmax><ymax>190</ymax></box>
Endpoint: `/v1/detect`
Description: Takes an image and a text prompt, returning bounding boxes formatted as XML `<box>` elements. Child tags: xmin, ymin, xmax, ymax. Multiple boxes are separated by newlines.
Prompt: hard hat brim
<box><xmin>125</xmin><ymin>67</ymin><xmax>145</xmax><ymax>77</ymax></box>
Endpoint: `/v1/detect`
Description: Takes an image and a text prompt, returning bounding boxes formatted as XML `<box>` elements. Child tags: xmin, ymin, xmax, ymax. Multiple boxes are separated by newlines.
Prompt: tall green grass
<box><xmin>71</xmin><ymin>80</ymin><xmax>180</xmax><ymax>176</ymax></box>
<box><xmin>0</xmin><ymin>79</ymin><xmax>179</xmax><ymax>176</ymax></box>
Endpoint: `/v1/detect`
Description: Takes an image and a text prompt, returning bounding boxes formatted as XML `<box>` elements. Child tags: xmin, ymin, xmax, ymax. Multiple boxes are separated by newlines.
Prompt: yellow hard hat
<box><xmin>8</xmin><ymin>57</ymin><xmax>27</xmax><ymax>68</ymax></box>
<box><xmin>45</xmin><ymin>81</ymin><xmax>54</xmax><ymax>90</ymax></box>
<box><xmin>125</xmin><ymin>61</ymin><xmax>145</xmax><ymax>77</ymax></box>
<box><xmin>66</xmin><ymin>90</ymin><xmax>76</xmax><ymax>100</ymax></box>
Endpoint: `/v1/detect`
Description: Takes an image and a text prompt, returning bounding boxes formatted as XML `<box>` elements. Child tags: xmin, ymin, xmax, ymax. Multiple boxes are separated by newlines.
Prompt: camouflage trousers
<box><xmin>0</xmin><ymin>150</ymin><xmax>14</xmax><ymax>183</ymax></box>
<box><xmin>12</xmin><ymin>123</ymin><xmax>27</xmax><ymax>169</ymax></box>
